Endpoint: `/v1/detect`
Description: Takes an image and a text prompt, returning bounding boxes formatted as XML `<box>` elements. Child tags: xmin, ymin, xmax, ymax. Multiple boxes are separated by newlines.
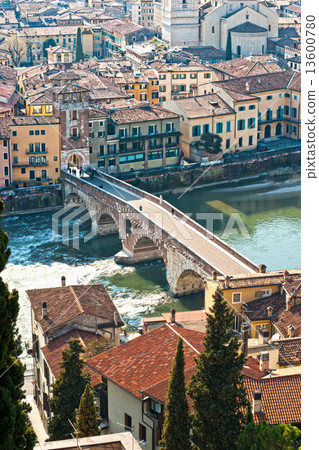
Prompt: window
<box><xmin>284</xmin><ymin>106</ymin><xmax>290</xmax><ymax>116</ymax></box>
<box><xmin>98</xmin><ymin>131</ymin><xmax>105</xmax><ymax>138</ymax></box>
<box><xmin>248</xmin><ymin>118</ymin><xmax>255</xmax><ymax>129</ymax></box>
<box><xmin>35</xmin><ymin>130</ymin><xmax>39</xmax><ymax>136</ymax></box>
<box><xmin>262</xmin><ymin>289</ymin><xmax>272</xmax><ymax>297</ymax></box>
<box><xmin>119</xmin><ymin>128</ymin><xmax>127</xmax><ymax>139</ymax></box>
<box><xmin>266</xmin><ymin>95</ymin><xmax>273</xmax><ymax>100</ymax></box>
<box><xmin>13</xmin><ymin>143</ymin><xmax>18</xmax><ymax>151</ymax></box>
<box><xmin>54</xmin><ymin>156</ymin><xmax>58</xmax><ymax>161</ymax></box>
<box><xmin>268</xmin><ymin>25</ymin><xmax>271</xmax><ymax>31</ymax></box>
<box><xmin>13</xmin><ymin>157</ymin><xmax>18</xmax><ymax>164</ymax></box>
<box><xmin>29</xmin><ymin>170</ymin><xmax>35</xmax><ymax>180</ymax></box>
<box><xmin>226</xmin><ymin>139</ymin><xmax>230</xmax><ymax>149</ymax></box>
<box><xmin>149</xmin><ymin>124</ymin><xmax>157</xmax><ymax>135</ymax></box>
<box><xmin>249</xmin><ymin>136</ymin><xmax>253</xmax><ymax>146</ymax></box>
<box><xmin>266</xmin><ymin>109</ymin><xmax>273</xmax><ymax>121</ymax></box>
<box><xmin>279</xmin><ymin>93</ymin><xmax>282</xmax><ymax>98</ymax></box>
<box><xmin>98</xmin><ymin>160</ymin><xmax>105</xmax><ymax>167</ymax></box>
<box><xmin>237</xmin><ymin>120</ymin><xmax>245</xmax><ymax>131</ymax></box>
<box><xmin>216</xmin><ymin>123</ymin><xmax>223</xmax><ymax>134</ymax></box>
<box><xmin>3</xmin><ymin>140</ymin><xmax>7</xmax><ymax>147</ymax></box>
<box><xmin>132</xmin><ymin>127</ymin><xmax>140</xmax><ymax>137</ymax></box>
<box><xmin>72</xmin><ymin>110</ymin><xmax>78</xmax><ymax>120</ymax></box>
<box><xmin>12</xmin><ymin>130</ymin><xmax>17</xmax><ymax>136</ymax></box>
<box><xmin>139</xmin><ymin>424</ymin><xmax>146</xmax><ymax>443</ymax></box>
<box><xmin>89</xmin><ymin>122</ymin><xmax>93</xmax><ymax>128</ymax></box>
<box><xmin>226</xmin><ymin>121</ymin><xmax>231</xmax><ymax>132</ymax></box>
<box><xmin>212</xmin><ymin>26</ymin><xmax>215</xmax><ymax>33</ymax></box>
<box><xmin>41</xmin><ymin>143</ymin><xmax>46</xmax><ymax>152</ymax></box>
<box><xmin>204</xmin><ymin>73</ymin><xmax>211</xmax><ymax>79</ymax></box>
<box><xmin>238</xmin><ymin>137</ymin><xmax>243</xmax><ymax>147</ymax></box>
<box><xmin>41</xmin><ymin>130</ymin><xmax>45</xmax><ymax>135</ymax></box>
<box><xmin>29</xmin><ymin>130</ymin><xmax>34</xmax><ymax>136</ymax></box>
<box><xmin>291</xmin><ymin>107</ymin><xmax>297</xmax><ymax>118</ymax></box>
<box><xmin>239</xmin><ymin>106</ymin><xmax>245</xmax><ymax>111</ymax></box>
<box><xmin>232</xmin><ymin>292</ymin><xmax>241</xmax><ymax>303</ymax></box>
<box><xmin>4</xmin><ymin>166</ymin><xmax>8</xmax><ymax>176</ymax></box>
<box><xmin>55</xmin><ymin>168</ymin><xmax>59</xmax><ymax>173</ymax></box>
<box><xmin>21</xmin><ymin>168</ymin><xmax>26</xmax><ymax>174</ymax></box>
<box><xmin>149</xmin><ymin>151</ymin><xmax>163</xmax><ymax>160</ymax></box>
<box><xmin>249</xmin><ymin>105</ymin><xmax>256</xmax><ymax>110</ymax></box>
<box><xmin>203</xmin><ymin>124</ymin><xmax>209</xmax><ymax>134</ymax></box>
<box><xmin>294</xmin><ymin>95</ymin><xmax>297</xmax><ymax>100</ymax></box>
<box><xmin>108</xmin><ymin>144</ymin><xmax>116</xmax><ymax>154</ymax></box>
<box><xmin>41</xmin><ymin>170</ymin><xmax>47</xmax><ymax>180</ymax></box>
<box><xmin>166</xmin><ymin>148</ymin><xmax>179</xmax><ymax>158</ymax></box>
<box><xmin>190</xmin><ymin>73</ymin><xmax>197</xmax><ymax>79</ymax></box>
<box><xmin>3</xmin><ymin>153</ymin><xmax>7</xmax><ymax>160</ymax></box>
<box><xmin>291</xmin><ymin>125</ymin><xmax>297</xmax><ymax>135</ymax></box>
<box><xmin>192</xmin><ymin>125</ymin><xmax>201</xmax><ymax>137</ymax></box>
<box><xmin>159</xmin><ymin>74</ymin><xmax>166</xmax><ymax>80</ymax></box>
<box><xmin>99</xmin><ymin>145</ymin><xmax>105</xmax><ymax>156</ymax></box>
<box><xmin>284</xmin><ymin>93</ymin><xmax>290</xmax><ymax>98</ymax></box>
<box><xmin>286</xmin><ymin>124</ymin><xmax>290</xmax><ymax>133</ymax></box>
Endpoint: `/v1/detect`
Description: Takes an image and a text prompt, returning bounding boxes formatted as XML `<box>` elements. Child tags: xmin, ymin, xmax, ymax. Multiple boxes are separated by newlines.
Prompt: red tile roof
<box><xmin>271</xmin><ymin>303</ymin><xmax>301</xmax><ymax>338</ymax></box>
<box><xmin>276</xmin><ymin>337</ymin><xmax>301</xmax><ymax>367</ymax></box>
<box><xmin>27</xmin><ymin>284</ymin><xmax>124</xmax><ymax>336</ymax></box>
<box><xmin>41</xmin><ymin>329</ymin><xmax>102</xmax><ymax>387</ymax></box>
<box><xmin>87</xmin><ymin>325</ymin><xmax>205</xmax><ymax>399</ymax></box>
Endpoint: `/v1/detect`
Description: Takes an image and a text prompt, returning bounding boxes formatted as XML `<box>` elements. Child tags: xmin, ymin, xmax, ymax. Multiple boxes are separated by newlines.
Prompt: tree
<box><xmin>193</xmin><ymin>133</ymin><xmax>223</xmax><ymax>155</ymax></box>
<box><xmin>238</xmin><ymin>422</ymin><xmax>301</xmax><ymax>450</ymax></box>
<box><xmin>8</xmin><ymin>43</ymin><xmax>25</xmax><ymax>67</ymax></box>
<box><xmin>76</xmin><ymin>384</ymin><xmax>101</xmax><ymax>438</ymax></box>
<box><xmin>226</xmin><ymin>32</ymin><xmax>232</xmax><ymax>60</ymax></box>
<box><xmin>0</xmin><ymin>201</ymin><xmax>36</xmax><ymax>449</ymax></box>
<box><xmin>75</xmin><ymin>28</ymin><xmax>84</xmax><ymax>62</ymax></box>
<box><xmin>48</xmin><ymin>338</ymin><xmax>90</xmax><ymax>441</ymax></box>
<box><xmin>43</xmin><ymin>39</ymin><xmax>56</xmax><ymax>59</ymax></box>
<box><xmin>188</xmin><ymin>287</ymin><xmax>248</xmax><ymax>449</ymax></box>
<box><xmin>158</xmin><ymin>337</ymin><xmax>191</xmax><ymax>450</ymax></box>
<box><xmin>84</xmin><ymin>336</ymin><xmax>116</xmax><ymax>359</ymax></box>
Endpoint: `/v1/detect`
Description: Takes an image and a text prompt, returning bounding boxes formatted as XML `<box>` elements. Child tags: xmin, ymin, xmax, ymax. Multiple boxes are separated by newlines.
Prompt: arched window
<box><xmin>265</xmin><ymin>125</ymin><xmax>271</xmax><ymax>138</ymax></box>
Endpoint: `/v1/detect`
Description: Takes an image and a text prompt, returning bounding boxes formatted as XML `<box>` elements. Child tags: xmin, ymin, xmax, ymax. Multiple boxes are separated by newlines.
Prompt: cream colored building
<box><xmin>131</xmin><ymin>0</ymin><xmax>155</xmax><ymax>28</ymax></box>
<box><xmin>47</xmin><ymin>46</ymin><xmax>74</xmax><ymax>65</ymax></box>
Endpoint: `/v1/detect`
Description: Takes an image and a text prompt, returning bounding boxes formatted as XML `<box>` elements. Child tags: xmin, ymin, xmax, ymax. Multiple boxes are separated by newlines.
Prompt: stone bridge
<box><xmin>61</xmin><ymin>169</ymin><xmax>259</xmax><ymax>295</ymax></box>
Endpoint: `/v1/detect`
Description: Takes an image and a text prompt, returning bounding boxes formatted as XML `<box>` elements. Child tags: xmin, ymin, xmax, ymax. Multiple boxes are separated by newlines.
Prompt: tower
<box><xmin>161</xmin><ymin>0</ymin><xmax>200</xmax><ymax>47</ymax></box>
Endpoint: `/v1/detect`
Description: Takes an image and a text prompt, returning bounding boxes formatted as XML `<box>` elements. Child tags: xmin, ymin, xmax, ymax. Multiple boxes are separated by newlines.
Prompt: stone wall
<box><xmin>0</xmin><ymin>184</ymin><xmax>63</xmax><ymax>216</ymax></box>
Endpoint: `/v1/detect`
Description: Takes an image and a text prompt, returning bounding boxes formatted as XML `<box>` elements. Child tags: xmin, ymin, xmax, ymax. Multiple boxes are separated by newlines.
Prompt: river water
<box><xmin>1</xmin><ymin>175</ymin><xmax>300</xmax><ymax>363</ymax></box>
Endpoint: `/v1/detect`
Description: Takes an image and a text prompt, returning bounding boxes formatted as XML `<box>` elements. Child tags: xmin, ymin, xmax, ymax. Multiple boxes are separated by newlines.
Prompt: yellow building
<box><xmin>114</xmin><ymin>68</ymin><xmax>159</xmax><ymax>104</ymax></box>
<box><xmin>10</xmin><ymin>116</ymin><xmax>60</xmax><ymax>187</ymax></box>
<box><xmin>205</xmin><ymin>267</ymin><xmax>301</xmax><ymax>340</ymax></box>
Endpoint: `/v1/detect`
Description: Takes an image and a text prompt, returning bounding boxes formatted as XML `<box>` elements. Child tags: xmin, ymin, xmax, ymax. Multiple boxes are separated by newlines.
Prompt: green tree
<box><xmin>48</xmin><ymin>338</ymin><xmax>90</xmax><ymax>441</ymax></box>
<box><xmin>226</xmin><ymin>32</ymin><xmax>232</xmax><ymax>60</ymax></box>
<box><xmin>76</xmin><ymin>384</ymin><xmax>100</xmax><ymax>438</ymax></box>
<box><xmin>43</xmin><ymin>38</ymin><xmax>56</xmax><ymax>59</ymax></box>
<box><xmin>188</xmin><ymin>287</ymin><xmax>248</xmax><ymax>449</ymax></box>
<box><xmin>0</xmin><ymin>201</ymin><xmax>36</xmax><ymax>449</ymax></box>
<box><xmin>75</xmin><ymin>28</ymin><xmax>84</xmax><ymax>62</ymax></box>
<box><xmin>193</xmin><ymin>132</ymin><xmax>223</xmax><ymax>155</ymax></box>
<box><xmin>159</xmin><ymin>338</ymin><xmax>191</xmax><ymax>450</ymax></box>
<box><xmin>238</xmin><ymin>422</ymin><xmax>301</xmax><ymax>450</ymax></box>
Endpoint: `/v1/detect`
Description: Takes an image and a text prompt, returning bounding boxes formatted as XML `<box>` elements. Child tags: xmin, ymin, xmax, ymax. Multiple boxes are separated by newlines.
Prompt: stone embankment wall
<box><xmin>0</xmin><ymin>184</ymin><xmax>63</xmax><ymax>216</ymax></box>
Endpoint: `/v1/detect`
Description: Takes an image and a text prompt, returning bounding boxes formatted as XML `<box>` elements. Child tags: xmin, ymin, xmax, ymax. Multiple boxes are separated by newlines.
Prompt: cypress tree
<box><xmin>48</xmin><ymin>338</ymin><xmax>90</xmax><ymax>441</ymax></box>
<box><xmin>0</xmin><ymin>201</ymin><xmax>36</xmax><ymax>449</ymax></box>
<box><xmin>188</xmin><ymin>287</ymin><xmax>248</xmax><ymax>449</ymax></box>
<box><xmin>158</xmin><ymin>337</ymin><xmax>191</xmax><ymax>450</ymax></box>
<box><xmin>76</xmin><ymin>384</ymin><xmax>100</xmax><ymax>438</ymax></box>
<box><xmin>226</xmin><ymin>32</ymin><xmax>232</xmax><ymax>60</ymax></box>
<box><xmin>75</xmin><ymin>28</ymin><xmax>84</xmax><ymax>62</ymax></box>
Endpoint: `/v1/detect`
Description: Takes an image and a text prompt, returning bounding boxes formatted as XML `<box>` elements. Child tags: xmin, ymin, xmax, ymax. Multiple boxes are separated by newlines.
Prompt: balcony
<box><xmin>70</xmin><ymin>136</ymin><xmax>80</xmax><ymax>140</ymax></box>
<box><xmin>106</xmin><ymin>134</ymin><xmax>118</xmax><ymax>141</ymax></box>
<box><xmin>26</xmin><ymin>150</ymin><xmax>48</xmax><ymax>155</ymax></box>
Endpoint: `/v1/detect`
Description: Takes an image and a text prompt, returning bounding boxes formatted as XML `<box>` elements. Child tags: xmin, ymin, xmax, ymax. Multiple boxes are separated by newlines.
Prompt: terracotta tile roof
<box><xmin>0</xmin><ymin>117</ymin><xmax>11</xmax><ymax>138</ymax></box>
<box><xmin>109</xmin><ymin>104</ymin><xmax>179</xmax><ymax>124</ymax></box>
<box><xmin>10</xmin><ymin>116</ymin><xmax>59</xmax><ymax>126</ymax></box>
<box><xmin>41</xmin><ymin>329</ymin><xmax>102</xmax><ymax>387</ymax></box>
<box><xmin>213</xmin><ymin>70</ymin><xmax>301</xmax><ymax>94</ymax></box>
<box><xmin>100</xmin><ymin>19</ymin><xmax>144</xmax><ymax>36</ymax></box>
<box><xmin>150</xmin><ymin>60</ymin><xmax>212</xmax><ymax>73</ymax></box>
<box><xmin>244</xmin><ymin>374</ymin><xmax>301</xmax><ymax>424</ymax></box>
<box><xmin>0</xmin><ymin>92</ymin><xmax>19</xmax><ymax>115</ymax></box>
<box><xmin>229</xmin><ymin>22</ymin><xmax>267</xmax><ymax>34</ymax></box>
<box><xmin>271</xmin><ymin>304</ymin><xmax>301</xmax><ymax>338</ymax></box>
<box><xmin>87</xmin><ymin>325</ymin><xmax>205</xmax><ymax>398</ymax></box>
<box><xmin>283</xmin><ymin>279</ymin><xmax>301</xmax><ymax>298</ymax></box>
<box><xmin>26</xmin><ymin>284</ymin><xmax>124</xmax><ymax>336</ymax></box>
<box><xmin>275</xmin><ymin>337</ymin><xmax>301</xmax><ymax>367</ymax></box>
<box><xmin>242</xmin><ymin>293</ymin><xmax>285</xmax><ymax>322</ymax></box>
<box><xmin>212</xmin><ymin>56</ymin><xmax>285</xmax><ymax>78</ymax></box>
<box><xmin>173</xmin><ymin>93</ymin><xmax>235</xmax><ymax>118</ymax></box>
<box><xmin>216</xmin><ymin>269</ymin><xmax>301</xmax><ymax>289</ymax></box>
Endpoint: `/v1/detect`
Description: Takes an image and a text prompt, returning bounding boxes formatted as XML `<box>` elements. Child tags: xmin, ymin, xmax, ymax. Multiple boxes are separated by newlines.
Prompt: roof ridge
<box><xmin>69</xmin><ymin>285</ymin><xmax>84</xmax><ymax>314</ymax></box>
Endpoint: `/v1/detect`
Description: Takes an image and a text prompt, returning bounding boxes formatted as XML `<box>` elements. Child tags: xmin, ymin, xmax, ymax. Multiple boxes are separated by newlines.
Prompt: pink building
<box><xmin>0</xmin><ymin>117</ymin><xmax>12</xmax><ymax>188</ymax></box>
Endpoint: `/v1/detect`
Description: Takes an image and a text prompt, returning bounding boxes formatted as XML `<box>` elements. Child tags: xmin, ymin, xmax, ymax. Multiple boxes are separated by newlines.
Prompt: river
<box><xmin>1</xmin><ymin>175</ymin><xmax>300</xmax><ymax>364</ymax></box>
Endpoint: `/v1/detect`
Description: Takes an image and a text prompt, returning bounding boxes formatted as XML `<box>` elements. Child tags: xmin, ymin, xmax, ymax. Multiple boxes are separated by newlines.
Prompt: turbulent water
<box><xmin>2</xmin><ymin>175</ymin><xmax>300</xmax><ymax>365</ymax></box>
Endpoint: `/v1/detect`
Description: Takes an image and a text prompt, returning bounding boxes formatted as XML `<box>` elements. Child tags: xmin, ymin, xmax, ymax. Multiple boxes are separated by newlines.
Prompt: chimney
<box><xmin>252</xmin><ymin>390</ymin><xmax>262</xmax><ymax>413</ymax></box>
<box><xmin>267</xmin><ymin>306</ymin><xmax>273</xmax><ymax>317</ymax></box>
<box><xmin>284</xmin><ymin>270</ymin><xmax>289</xmax><ymax>280</ymax></box>
<box><xmin>240</xmin><ymin>322</ymin><xmax>250</xmax><ymax>356</ymax></box>
<box><xmin>42</xmin><ymin>301</ymin><xmax>47</xmax><ymax>319</ymax></box>
<box><xmin>259</xmin><ymin>264</ymin><xmax>266</xmax><ymax>273</ymax></box>
<box><xmin>288</xmin><ymin>324</ymin><xmax>295</xmax><ymax>338</ymax></box>
<box><xmin>259</xmin><ymin>351</ymin><xmax>269</xmax><ymax>373</ymax></box>
<box><xmin>212</xmin><ymin>270</ymin><xmax>218</xmax><ymax>280</ymax></box>
<box><xmin>286</xmin><ymin>297</ymin><xmax>292</xmax><ymax>311</ymax></box>
<box><xmin>258</xmin><ymin>327</ymin><xmax>269</xmax><ymax>345</ymax></box>
<box><xmin>61</xmin><ymin>276</ymin><xmax>66</xmax><ymax>287</ymax></box>
<box><xmin>114</xmin><ymin>311</ymin><xmax>119</xmax><ymax>327</ymax></box>
<box><xmin>225</xmin><ymin>276</ymin><xmax>231</xmax><ymax>288</ymax></box>
<box><xmin>170</xmin><ymin>308</ymin><xmax>176</xmax><ymax>323</ymax></box>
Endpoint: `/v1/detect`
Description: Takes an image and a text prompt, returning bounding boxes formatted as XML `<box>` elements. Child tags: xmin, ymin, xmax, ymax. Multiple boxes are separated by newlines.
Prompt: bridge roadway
<box><xmin>86</xmin><ymin>172</ymin><xmax>256</xmax><ymax>276</ymax></box>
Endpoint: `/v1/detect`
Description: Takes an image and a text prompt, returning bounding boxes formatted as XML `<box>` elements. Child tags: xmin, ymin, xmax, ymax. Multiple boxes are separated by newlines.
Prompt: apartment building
<box><xmin>0</xmin><ymin>117</ymin><xmax>12</xmax><ymax>188</ymax></box>
<box><xmin>114</xmin><ymin>68</ymin><xmax>159</xmax><ymax>104</ymax></box>
<box><xmin>89</xmin><ymin>104</ymin><xmax>181</xmax><ymax>174</ymax></box>
<box><xmin>131</xmin><ymin>0</ymin><xmax>155</xmax><ymax>28</ymax></box>
<box><xmin>9</xmin><ymin>116</ymin><xmax>60</xmax><ymax>188</ymax></box>
<box><xmin>149</xmin><ymin>60</ymin><xmax>216</xmax><ymax>102</ymax></box>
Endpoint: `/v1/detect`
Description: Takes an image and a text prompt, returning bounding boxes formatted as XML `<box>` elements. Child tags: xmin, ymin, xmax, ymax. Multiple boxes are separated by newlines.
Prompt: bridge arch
<box><xmin>96</xmin><ymin>212</ymin><xmax>119</xmax><ymax>235</ymax></box>
<box><xmin>65</xmin><ymin>192</ymin><xmax>85</xmax><ymax>206</ymax></box>
<box><xmin>174</xmin><ymin>269</ymin><xmax>205</xmax><ymax>296</ymax></box>
<box><xmin>131</xmin><ymin>236</ymin><xmax>164</xmax><ymax>263</ymax></box>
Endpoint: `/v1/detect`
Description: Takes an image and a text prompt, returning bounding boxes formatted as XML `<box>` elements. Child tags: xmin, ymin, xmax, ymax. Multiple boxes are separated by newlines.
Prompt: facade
<box><xmin>46</xmin><ymin>46</ymin><xmax>74</xmax><ymax>64</ymax></box>
<box><xmin>131</xmin><ymin>0</ymin><xmax>155</xmax><ymax>28</ymax></box>
<box><xmin>27</xmin><ymin>282</ymin><xmax>124</xmax><ymax>430</ymax></box>
<box><xmin>150</xmin><ymin>60</ymin><xmax>217</xmax><ymax>102</ymax></box>
<box><xmin>0</xmin><ymin>117</ymin><xmax>12</xmax><ymax>188</ymax></box>
<box><xmin>161</xmin><ymin>0</ymin><xmax>200</xmax><ymax>47</ymax></box>
<box><xmin>89</xmin><ymin>104</ymin><xmax>181</xmax><ymax>174</ymax></box>
<box><xmin>114</xmin><ymin>68</ymin><xmax>159</xmax><ymax>104</ymax></box>
<box><xmin>9</xmin><ymin>116</ymin><xmax>60</xmax><ymax>187</ymax></box>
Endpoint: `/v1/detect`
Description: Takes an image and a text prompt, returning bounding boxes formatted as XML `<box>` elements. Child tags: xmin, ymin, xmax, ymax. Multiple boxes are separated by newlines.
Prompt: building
<box><xmin>149</xmin><ymin>60</ymin><xmax>216</xmax><ymax>102</ymax></box>
<box><xmin>27</xmin><ymin>281</ymin><xmax>124</xmax><ymax>430</ymax></box>
<box><xmin>161</xmin><ymin>0</ymin><xmax>200</xmax><ymax>47</ymax></box>
<box><xmin>114</xmin><ymin>67</ymin><xmax>159</xmax><ymax>104</ymax></box>
<box><xmin>209</xmin><ymin>70</ymin><xmax>301</xmax><ymax>141</ymax></box>
<box><xmin>89</xmin><ymin>103</ymin><xmax>181</xmax><ymax>173</ymax></box>
<box><xmin>0</xmin><ymin>116</ymin><xmax>12</xmax><ymax>188</ymax></box>
<box><xmin>46</xmin><ymin>46</ymin><xmax>74</xmax><ymax>65</ymax></box>
<box><xmin>34</xmin><ymin>433</ymin><xmax>142</xmax><ymax>450</ymax></box>
<box><xmin>9</xmin><ymin>116</ymin><xmax>60</xmax><ymax>188</ymax></box>
<box><xmin>142</xmin><ymin>308</ymin><xmax>206</xmax><ymax>332</ymax></box>
<box><xmin>132</xmin><ymin>0</ymin><xmax>155</xmax><ymax>28</ymax></box>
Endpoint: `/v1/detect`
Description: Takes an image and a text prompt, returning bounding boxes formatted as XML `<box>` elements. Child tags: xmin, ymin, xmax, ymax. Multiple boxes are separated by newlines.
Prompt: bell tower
<box><xmin>161</xmin><ymin>0</ymin><xmax>200</xmax><ymax>47</ymax></box>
